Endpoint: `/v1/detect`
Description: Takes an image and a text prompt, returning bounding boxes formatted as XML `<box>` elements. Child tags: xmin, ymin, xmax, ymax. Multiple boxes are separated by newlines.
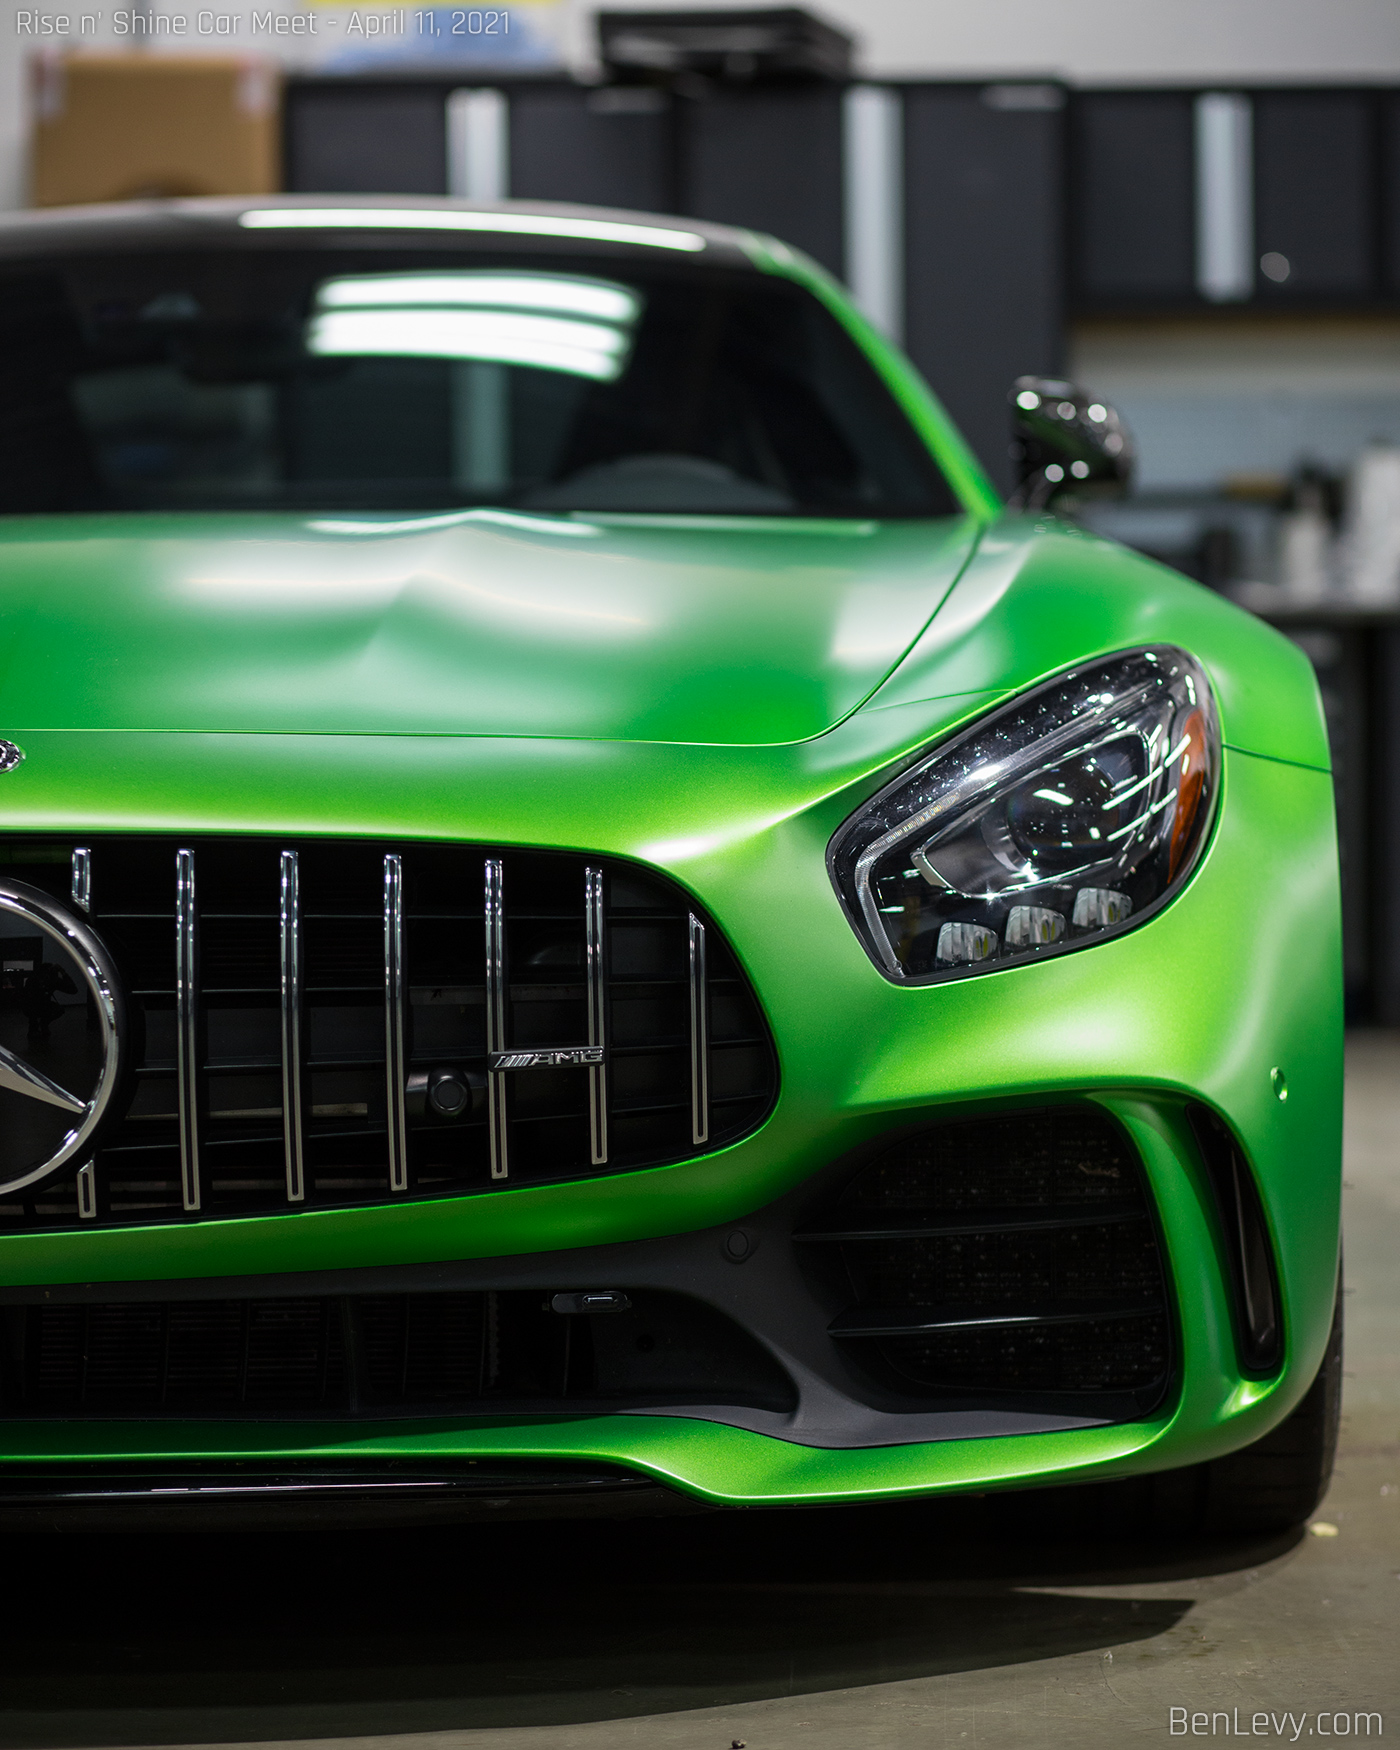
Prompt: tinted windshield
<box><xmin>0</xmin><ymin>242</ymin><xmax>957</xmax><ymax>518</ymax></box>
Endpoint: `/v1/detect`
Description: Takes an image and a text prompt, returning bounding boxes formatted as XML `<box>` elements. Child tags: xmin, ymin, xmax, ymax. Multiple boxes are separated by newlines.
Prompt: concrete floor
<box><xmin>2</xmin><ymin>1037</ymin><xmax>1396</xmax><ymax>1749</ymax></box>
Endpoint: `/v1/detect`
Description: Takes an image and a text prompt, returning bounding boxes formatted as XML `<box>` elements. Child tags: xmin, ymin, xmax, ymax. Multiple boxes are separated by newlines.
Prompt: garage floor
<box><xmin>2</xmin><ymin>1036</ymin><xmax>1395</xmax><ymax>1750</ymax></box>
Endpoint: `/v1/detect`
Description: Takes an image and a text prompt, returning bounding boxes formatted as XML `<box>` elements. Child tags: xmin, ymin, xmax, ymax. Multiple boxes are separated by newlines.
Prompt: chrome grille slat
<box><xmin>70</xmin><ymin>847</ymin><xmax>91</xmax><ymax>913</ymax></box>
<box><xmin>484</xmin><ymin>857</ymin><xmax>509</xmax><ymax>1182</ymax></box>
<box><xmin>586</xmin><ymin>865</ymin><xmax>608</xmax><ymax>1167</ymax></box>
<box><xmin>175</xmin><ymin>847</ymin><xmax>202</xmax><ymax>1213</ymax></box>
<box><xmin>383</xmin><ymin>854</ymin><xmax>409</xmax><ymax>1195</ymax></box>
<box><xmin>279</xmin><ymin>850</ymin><xmax>307</xmax><ymax>1204</ymax></box>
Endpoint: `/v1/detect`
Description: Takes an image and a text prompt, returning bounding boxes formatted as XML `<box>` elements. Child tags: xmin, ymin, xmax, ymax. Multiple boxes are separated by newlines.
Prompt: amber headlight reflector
<box><xmin>828</xmin><ymin>646</ymin><xmax>1220</xmax><ymax>983</ymax></box>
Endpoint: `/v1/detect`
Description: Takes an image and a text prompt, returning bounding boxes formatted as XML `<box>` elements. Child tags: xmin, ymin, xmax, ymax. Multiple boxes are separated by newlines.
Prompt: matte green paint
<box><xmin>0</xmin><ymin>261</ymin><xmax>1341</xmax><ymax>1504</ymax></box>
<box><xmin>0</xmin><ymin>512</ymin><xmax>981</xmax><ymax>743</ymax></box>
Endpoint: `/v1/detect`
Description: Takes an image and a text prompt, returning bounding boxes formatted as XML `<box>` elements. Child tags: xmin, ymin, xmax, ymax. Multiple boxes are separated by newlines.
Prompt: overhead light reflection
<box><xmin>239</xmin><ymin>206</ymin><xmax>707</xmax><ymax>252</ymax></box>
<box><xmin>308</xmin><ymin>307</ymin><xmax>631</xmax><ymax>380</ymax></box>
<box><xmin>307</xmin><ymin>510</ymin><xmax>601</xmax><ymax>539</ymax></box>
<box><xmin>308</xmin><ymin>270</ymin><xmax>641</xmax><ymax>381</ymax></box>
<box><xmin>180</xmin><ymin>565</ymin><xmax>649</xmax><ymax>634</ymax></box>
<box><xmin>318</xmin><ymin>271</ymin><xmax>638</xmax><ymax>325</ymax></box>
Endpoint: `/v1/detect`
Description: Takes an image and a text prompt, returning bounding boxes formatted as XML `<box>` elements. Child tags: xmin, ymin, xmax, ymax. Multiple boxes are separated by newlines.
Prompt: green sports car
<box><xmin>0</xmin><ymin>196</ymin><xmax>1341</xmax><ymax>1531</ymax></box>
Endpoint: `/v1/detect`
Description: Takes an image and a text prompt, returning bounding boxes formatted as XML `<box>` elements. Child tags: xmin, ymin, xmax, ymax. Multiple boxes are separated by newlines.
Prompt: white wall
<box><xmin>569</xmin><ymin>0</ymin><xmax>1400</xmax><ymax>82</ymax></box>
<box><xmin>1070</xmin><ymin>316</ymin><xmax>1400</xmax><ymax>491</ymax></box>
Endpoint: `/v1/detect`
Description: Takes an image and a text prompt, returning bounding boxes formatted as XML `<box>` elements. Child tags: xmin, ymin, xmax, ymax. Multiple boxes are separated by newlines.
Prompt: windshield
<box><xmin>0</xmin><ymin>243</ymin><xmax>957</xmax><ymax>519</ymax></box>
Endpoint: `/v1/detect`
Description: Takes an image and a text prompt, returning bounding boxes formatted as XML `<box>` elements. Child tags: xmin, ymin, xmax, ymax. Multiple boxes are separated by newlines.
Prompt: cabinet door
<box><xmin>1381</xmin><ymin>92</ymin><xmax>1400</xmax><ymax>298</ymax></box>
<box><xmin>1254</xmin><ymin>91</ymin><xmax>1376</xmax><ymax>300</ymax></box>
<box><xmin>904</xmin><ymin>84</ymin><xmax>1066</xmax><ymax>493</ymax></box>
<box><xmin>284</xmin><ymin>83</ymin><xmax>449</xmax><ymax>195</ymax></box>
<box><xmin>678</xmin><ymin>86</ymin><xmax>845</xmax><ymax>276</ymax></box>
<box><xmin>1071</xmin><ymin>91</ymin><xmax>1196</xmax><ymax>306</ymax></box>
<box><xmin>508</xmin><ymin>86</ymin><xmax>674</xmax><ymax>213</ymax></box>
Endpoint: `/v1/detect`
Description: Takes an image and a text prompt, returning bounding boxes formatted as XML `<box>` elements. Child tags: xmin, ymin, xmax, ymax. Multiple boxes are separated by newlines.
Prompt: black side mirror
<box><xmin>1008</xmin><ymin>376</ymin><xmax>1134</xmax><ymax>509</ymax></box>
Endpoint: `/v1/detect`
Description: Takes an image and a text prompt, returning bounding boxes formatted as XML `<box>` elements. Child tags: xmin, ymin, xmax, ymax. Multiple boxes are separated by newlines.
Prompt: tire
<box><xmin>1199</xmin><ymin>1269</ymin><xmax>1343</xmax><ymax>1535</ymax></box>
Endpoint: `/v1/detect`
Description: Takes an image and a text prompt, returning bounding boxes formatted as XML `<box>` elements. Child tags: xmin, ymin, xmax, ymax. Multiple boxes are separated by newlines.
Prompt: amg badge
<box><xmin>488</xmin><ymin>1046</ymin><xmax>606</xmax><ymax>1072</ymax></box>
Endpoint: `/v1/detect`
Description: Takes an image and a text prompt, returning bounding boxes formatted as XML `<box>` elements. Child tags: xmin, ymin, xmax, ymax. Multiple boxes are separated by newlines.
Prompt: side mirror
<box><xmin>1008</xmin><ymin>376</ymin><xmax>1134</xmax><ymax>509</ymax></box>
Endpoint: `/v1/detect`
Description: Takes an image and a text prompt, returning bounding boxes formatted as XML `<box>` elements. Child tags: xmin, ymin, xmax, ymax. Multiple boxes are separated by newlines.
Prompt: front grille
<box><xmin>798</xmin><ymin>1107</ymin><xmax>1172</xmax><ymax>1409</ymax></box>
<box><xmin>0</xmin><ymin>838</ymin><xmax>776</xmax><ymax>1228</ymax></box>
<box><xmin>0</xmin><ymin>1287</ymin><xmax>797</xmax><ymax>1418</ymax></box>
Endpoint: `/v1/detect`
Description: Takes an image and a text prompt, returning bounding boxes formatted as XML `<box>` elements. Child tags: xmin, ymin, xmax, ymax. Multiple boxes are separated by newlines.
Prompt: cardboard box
<box><xmin>31</xmin><ymin>52</ymin><xmax>281</xmax><ymax>206</ymax></box>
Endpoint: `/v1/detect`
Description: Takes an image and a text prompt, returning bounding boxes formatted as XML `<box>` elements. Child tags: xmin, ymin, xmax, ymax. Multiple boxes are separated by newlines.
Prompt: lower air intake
<box><xmin>799</xmin><ymin>1106</ymin><xmax>1172</xmax><ymax>1414</ymax></box>
<box><xmin>0</xmin><ymin>1288</ymin><xmax>796</xmax><ymax>1419</ymax></box>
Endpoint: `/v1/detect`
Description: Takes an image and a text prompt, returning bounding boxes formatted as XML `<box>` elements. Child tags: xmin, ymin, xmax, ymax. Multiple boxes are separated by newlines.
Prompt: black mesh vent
<box><xmin>876</xmin><ymin>1313</ymin><xmax>1169</xmax><ymax>1397</ymax></box>
<box><xmin>799</xmin><ymin>1107</ymin><xmax>1172</xmax><ymax>1412</ymax></box>
<box><xmin>0</xmin><ymin>837</ymin><xmax>776</xmax><ymax>1229</ymax></box>
<box><xmin>0</xmin><ymin>1287</ymin><xmax>796</xmax><ymax>1419</ymax></box>
<box><xmin>840</xmin><ymin>1112</ymin><xmax>1141</xmax><ymax>1211</ymax></box>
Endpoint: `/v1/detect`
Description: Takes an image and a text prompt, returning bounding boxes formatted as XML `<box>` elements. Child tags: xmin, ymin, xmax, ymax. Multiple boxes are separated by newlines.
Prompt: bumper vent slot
<box><xmin>800</xmin><ymin>1106</ymin><xmax>1172</xmax><ymax>1412</ymax></box>
<box><xmin>1187</xmin><ymin>1103</ymin><xmax>1283</xmax><ymax>1375</ymax></box>
<box><xmin>0</xmin><ymin>838</ymin><xmax>776</xmax><ymax>1229</ymax></box>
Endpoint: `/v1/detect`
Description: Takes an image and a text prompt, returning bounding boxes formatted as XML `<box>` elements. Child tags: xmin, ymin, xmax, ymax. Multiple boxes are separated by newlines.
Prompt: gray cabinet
<box><xmin>1254</xmin><ymin>91</ymin><xmax>1377</xmax><ymax>300</ymax></box>
<box><xmin>903</xmin><ymin>84</ymin><xmax>1066</xmax><ymax>493</ymax></box>
<box><xmin>1068</xmin><ymin>85</ymin><xmax>1395</xmax><ymax>312</ymax></box>
<box><xmin>677</xmin><ymin>85</ymin><xmax>846</xmax><ymax>276</ymax></box>
<box><xmin>284</xmin><ymin>81</ymin><xmax>451</xmax><ymax>196</ymax></box>
<box><xmin>1071</xmin><ymin>91</ymin><xmax>1196</xmax><ymax>305</ymax></box>
<box><xmin>508</xmin><ymin>85</ymin><xmax>673</xmax><ymax>213</ymax></box>
<box><xmin>1386</xmin><ymin>94</ymin><xmax>1400</xmax><ymax>296</ymax></box>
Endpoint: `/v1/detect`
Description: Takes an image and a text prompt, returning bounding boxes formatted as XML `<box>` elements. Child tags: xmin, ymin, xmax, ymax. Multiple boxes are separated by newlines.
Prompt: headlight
<box><xmin>828</xmin><ymin>646</ymin><xmax>1220</xmax><ymax>983</ymax></box>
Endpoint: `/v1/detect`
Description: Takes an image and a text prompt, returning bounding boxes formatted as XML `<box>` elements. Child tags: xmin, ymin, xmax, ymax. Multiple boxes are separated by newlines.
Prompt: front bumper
<box><xmin>0</xmin><ymin>727</ymin><xmax>1342</xmax><ymax>1508</ymax></box>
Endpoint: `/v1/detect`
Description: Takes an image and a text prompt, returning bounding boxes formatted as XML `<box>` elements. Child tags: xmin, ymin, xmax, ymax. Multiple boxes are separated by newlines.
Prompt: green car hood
<box><xmin>0</xmin><ymin>511</ymin><xmax>980</xmax><ymax>745</ymax></box>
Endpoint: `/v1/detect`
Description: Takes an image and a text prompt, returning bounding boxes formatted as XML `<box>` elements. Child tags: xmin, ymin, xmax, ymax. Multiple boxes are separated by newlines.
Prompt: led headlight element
<box><xmin>828</xmin><ymin>647</ymin><xmax>1220</xmax><ymax>982</ymax></box>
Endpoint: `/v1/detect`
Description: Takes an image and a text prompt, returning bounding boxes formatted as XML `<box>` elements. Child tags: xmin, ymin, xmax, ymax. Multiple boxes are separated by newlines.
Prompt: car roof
<box><xmin>0</xmin><ymin>195</ymin><xmax>764</xmax><ymax>268</ymax></box>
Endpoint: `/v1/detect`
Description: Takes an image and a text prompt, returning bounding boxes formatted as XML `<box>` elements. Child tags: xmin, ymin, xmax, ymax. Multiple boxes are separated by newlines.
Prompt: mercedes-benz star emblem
<box><xmin>0</xmin><ymin>742</ymin><xmax>24</xmax><ymax>773</ymax></box>
<box><xmin>0</xmin><ymin>881</ymin><xmax>124</xmax><ymax>1197</ymax></box>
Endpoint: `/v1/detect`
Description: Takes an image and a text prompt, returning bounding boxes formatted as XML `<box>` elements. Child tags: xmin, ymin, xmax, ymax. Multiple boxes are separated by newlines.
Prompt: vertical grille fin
<box><xmin>384</xmin><ymin>854</ymin><xmax>409</xmax><ymax>1194</ymax></box>
<box><xmin>280</xmin><ymin>850</ymin><xmax>307</xmax><ymax>1204</ymax></box>
<box><xmin>484</xmin><ymin>857</ymin><xmax>509</xmax><ymax>1182</ymax></box>
<box><xmin>175</xmin><ymin>847</ymin><xmax>202</xmax><ymax>1213</ymax></box>
<box><xmin>70</xmin><ymin>847</ymin><xmax>91</xmax><ymax>913</ymax></box>
<box><xmin>586</xmin><ymin>865</ymin><xmax>608</xmax><ymax>1167</ymax></box>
